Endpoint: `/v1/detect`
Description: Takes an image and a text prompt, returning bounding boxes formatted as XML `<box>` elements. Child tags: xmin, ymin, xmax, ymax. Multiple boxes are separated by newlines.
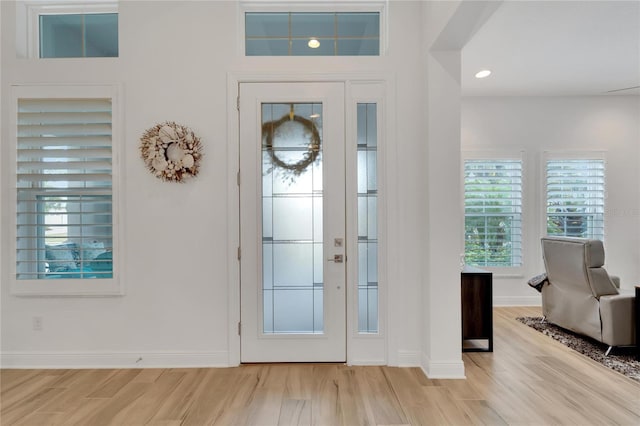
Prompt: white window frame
<box><xmin>238</xmin><ymin>1</ymin><xmax>388</xmax><ymax>56</ymax></box>
<box><xmin>25</xmin><ymin>1</ymin><xmax>118</xmax><ymax>59</ymax></box>
<box><xmin>462</xmin><ymin>151</ymin><xmax>525</xmax><ymax>274</ymax></box>
<box><xmin>347</xmin><ymin>82</ymin><xmax>387</xmax><ymax>346</ymax></box>
<box><xmin>542</xmin><ymin>151</ymin><xmax>606</xmax><ymax>241</ymax></box>
<box><xmin>9</xmin><ymin>84</ymin><xmax>124</xmax><ymax>296</ymax></box>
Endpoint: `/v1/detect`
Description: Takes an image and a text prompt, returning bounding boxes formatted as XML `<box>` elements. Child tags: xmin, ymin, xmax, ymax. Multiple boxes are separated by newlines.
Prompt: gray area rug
<box><xmin>516</xmin><ymin>316</ymin><xmax>639</xmax><ymax>382</ymax></box>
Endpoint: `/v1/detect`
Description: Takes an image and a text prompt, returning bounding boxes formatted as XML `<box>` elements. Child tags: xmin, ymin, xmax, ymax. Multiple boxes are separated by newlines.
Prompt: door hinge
<box><xmin>236</xmin><ymin>96</ymin><xmax>240</xmax><ymax>111</ymax></box>
<box><xmin>238</xmin><ymin>322</ymin><xmax>241</xmax><ymax>335</ymax></box>
<box><xmin>237</xmin><ymin>170</ymin><xmax>240</xmax><ymax>186</ymax></box>
<box><xmin>237</xmin><ymin>246</ymin><xmax>241</xmax><ymax>261</ymax></box>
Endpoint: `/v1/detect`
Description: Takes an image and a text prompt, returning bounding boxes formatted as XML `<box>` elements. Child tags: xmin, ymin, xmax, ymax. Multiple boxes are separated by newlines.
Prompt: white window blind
<box><xmin>464</xmin><ymin>160</ymin><xmax>523</xmax><ymax>267</ymax></box>
<box><xmin>546</xmin><ymin>159</ymin><xmax>605</xmax><ymax>240</ymax></box>
<box><xmin>16</xmin><ymin>98</ymin><xmax>113</xmax><ymax>280</ymax></box>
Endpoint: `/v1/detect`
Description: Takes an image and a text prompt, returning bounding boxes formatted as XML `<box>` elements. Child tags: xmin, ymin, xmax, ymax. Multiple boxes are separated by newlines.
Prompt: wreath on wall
<box><xmin>140</xmin><ymin>121</ymin><xmax>203</xmax><ymax>183</ymax></box>
<box><xmin>262</xmin><ymin>108</ymin><xmax>321</xmax><ymax>181</ymax></box>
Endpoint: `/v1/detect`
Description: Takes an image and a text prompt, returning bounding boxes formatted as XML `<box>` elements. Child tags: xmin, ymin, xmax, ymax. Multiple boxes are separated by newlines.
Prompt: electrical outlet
<box><xmin>32</xmin><ymin>316</ymin><xmax>43</xmax><ymax>331</ymax></box>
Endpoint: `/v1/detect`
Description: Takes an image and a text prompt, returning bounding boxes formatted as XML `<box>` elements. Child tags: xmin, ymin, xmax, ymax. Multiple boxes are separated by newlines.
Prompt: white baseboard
<box><xmin>348</xmin><ymin>358</ymin><xmax>386</xmax><ymax>366</ymax></box>
<box><xmin>396</xmin><ymin>350</ymin><xmax>421</xmax><ymax>366</ymax></box>
<box><xmin>0</xmin><ymin>351</ymin><xmax>229</xmax><ymax>369</ymax></box>
<box><xmin>494</xmin><ymin>295</ymin><xmax>541</xmax><ymax>307</ymax></box>
<box><xmin>421</xmin><ymin>353</ymin><xmax>466</xmax><ymax>379</ymax></box>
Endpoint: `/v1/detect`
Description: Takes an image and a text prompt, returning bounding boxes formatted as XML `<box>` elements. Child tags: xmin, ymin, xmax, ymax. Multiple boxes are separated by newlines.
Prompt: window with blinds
<box><xmin>464</xmin><ymin>160</ymin><xmax>523</xmax><ymax>267</ymax></box>
<box><xmin>16</xmin><ymin>98</ymin><xmax>113</xmax><ymax>280</ymax></box>
<box><xmin>546</xmin><ymin>158</ymin><xmax>605</xmax><ymax>240</ymax></box>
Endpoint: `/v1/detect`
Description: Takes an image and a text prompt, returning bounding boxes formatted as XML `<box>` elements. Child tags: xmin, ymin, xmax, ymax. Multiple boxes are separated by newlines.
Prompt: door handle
<box><xmin>327</xmin><ymin>254</ymin><xmax>344</xmax><ymax>263</ymax></box>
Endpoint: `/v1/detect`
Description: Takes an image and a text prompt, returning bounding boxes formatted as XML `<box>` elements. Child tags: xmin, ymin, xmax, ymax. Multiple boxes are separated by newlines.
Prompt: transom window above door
<box><xmin>245</xmin><ymin>12</ymin><xmax>380</xmax><ymax>56</ymax></box>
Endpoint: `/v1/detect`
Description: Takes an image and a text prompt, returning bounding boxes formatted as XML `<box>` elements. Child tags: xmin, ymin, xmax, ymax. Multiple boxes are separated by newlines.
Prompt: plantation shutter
<box><xmin>464</xmin><ymin>160</ymin><xmax>523</xmax><ymax>267</ymax></box>
<box><xmin>546</xmin><ymin>159</ymin><xmax>605</xmax><ymax>240</ymax></box>
<box><xmin>16</xmin><ymin>98</ymin><xmax>113</xmax><ymax>280</ymax></box>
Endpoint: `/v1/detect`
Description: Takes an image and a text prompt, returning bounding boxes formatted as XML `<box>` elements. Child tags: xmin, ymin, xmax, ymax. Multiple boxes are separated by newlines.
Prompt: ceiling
<box><xmin>461</xmin><ymin>0</ymin><xmax>640</xmax><ymax>96</ymax></box>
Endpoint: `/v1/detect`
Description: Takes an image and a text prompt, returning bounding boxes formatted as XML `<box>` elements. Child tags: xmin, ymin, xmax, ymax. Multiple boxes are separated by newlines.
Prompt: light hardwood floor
<box><xmin>2</xmin><ymin>307</ymin><xmax>639</xmax><ymax>425</ymax></box>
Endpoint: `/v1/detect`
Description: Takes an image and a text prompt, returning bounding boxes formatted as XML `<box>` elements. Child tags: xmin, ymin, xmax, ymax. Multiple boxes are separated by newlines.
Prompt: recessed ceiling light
<box><xmin>308</xmin><ymin>38</ymin><xmax>320</xmax><ymax>49</ymax></box>
<box><xmin>475</xmin><ymin>69</ymin><xmax>492</xmax><ymax>79</ymax></box>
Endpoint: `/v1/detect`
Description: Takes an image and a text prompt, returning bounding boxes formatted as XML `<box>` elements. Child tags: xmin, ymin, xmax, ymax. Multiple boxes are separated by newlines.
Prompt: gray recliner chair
<box><xmin>541</xmin><ymin>236</ymin><xmax>636</xmax><ymax>354</ymax></box>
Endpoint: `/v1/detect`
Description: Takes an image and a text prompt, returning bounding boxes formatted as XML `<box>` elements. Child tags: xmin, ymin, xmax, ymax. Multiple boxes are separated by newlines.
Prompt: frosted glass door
<box><xmin>240</xmin><ymin>82</ymin><xmax>346</xmax><ymax>362</ymax></box>
<box><xmin>262</xmin><ymin>102</ymin><xmax>324</xmax><ymax>334</ymax></box>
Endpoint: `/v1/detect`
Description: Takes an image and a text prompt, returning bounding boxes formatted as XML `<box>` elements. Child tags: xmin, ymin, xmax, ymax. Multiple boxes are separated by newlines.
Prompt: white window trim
<box><xmin>9</xmin><ymin>83</ymin><xmax>124</xmax><ymax>297</ymax></box>
<box><xmin>461</xmin><ymin>150</ymin><xmax>526</xmax><ymax>275</ymax></box>
<box><xmin>541</xmin><ymin>150</ymin><xmax>607</xmax><ymax>241</ymax></box>
<box><xmin>238</xmin><ymin>0</ymin><xmax>388</xmax><ymax>56</ymax></box>
<box><xmin>25</xmin><ymin>1</ymin><xmax>118</xmax><ymax>59</ymax></box>
<box><xmin>347</xmin><ymin>82</ymin><xmax>387</xmax><ymax>346</ymax></box>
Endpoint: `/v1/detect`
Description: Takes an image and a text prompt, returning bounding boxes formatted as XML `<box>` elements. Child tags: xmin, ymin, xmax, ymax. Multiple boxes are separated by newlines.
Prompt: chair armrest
<box><xmin>610</xmin><ymin>275</ymin><xmax>621</xmax><ymax>288</ymax></box>
<box><xmin>599</xmin><ymin>293</ymin><xmax>636</xmax><ymax>346</ymax></box>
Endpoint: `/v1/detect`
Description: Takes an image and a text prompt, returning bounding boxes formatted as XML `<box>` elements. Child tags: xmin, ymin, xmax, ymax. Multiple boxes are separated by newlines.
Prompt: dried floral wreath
<box><xmin>262</xmin><ymin>112</ymin><xmax>321</xmax><ymax>180</ymax></box>
<box><xmin>140</xmin><ymin>121</ymin><xmax>203</xmax><ymax>182</ymax></box>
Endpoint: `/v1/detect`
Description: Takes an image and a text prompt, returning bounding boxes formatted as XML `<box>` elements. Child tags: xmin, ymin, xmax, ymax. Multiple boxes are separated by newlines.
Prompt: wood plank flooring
<box><xmin>2</xmin><ymin>307</ymin><xmax>639</xmax><ymax>425</ymax></box>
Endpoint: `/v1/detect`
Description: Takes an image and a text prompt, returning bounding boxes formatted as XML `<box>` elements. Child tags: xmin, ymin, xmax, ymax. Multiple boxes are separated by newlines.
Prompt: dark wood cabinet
<box><xmin>461</xmin><ymin>266</ymin><xmax>493</xmax><ymax>352</ymax></box>
<box><xmin>635</xmin><ymin>286</ymin><xmax>639</xmax><ymax>361</ymax></box>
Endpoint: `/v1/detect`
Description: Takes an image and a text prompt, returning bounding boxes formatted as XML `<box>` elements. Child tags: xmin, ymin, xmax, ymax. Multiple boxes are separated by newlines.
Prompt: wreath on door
<box><xmin>262</xmin><ymin>107</ymin><xmax>321</xmax><ymax>180</ymax></box>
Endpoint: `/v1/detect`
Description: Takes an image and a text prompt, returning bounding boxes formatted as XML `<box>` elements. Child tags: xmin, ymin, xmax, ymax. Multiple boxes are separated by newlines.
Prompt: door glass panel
<box><xmin>357</xmin><ymin>103</ymin><xmax>378</xmax><ymax>333</ymax></box>
<box><xmin>262</xmin><ymin>102</ymin><xmax>323</xmax><ymax>334</ymax></box>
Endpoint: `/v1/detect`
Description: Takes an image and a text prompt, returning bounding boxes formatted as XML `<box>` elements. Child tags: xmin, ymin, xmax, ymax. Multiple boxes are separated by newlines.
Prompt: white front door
<box><xmin>239</xmin><ymin>82</ymin><xmax>346</xmax><ymax>362</ymax></box>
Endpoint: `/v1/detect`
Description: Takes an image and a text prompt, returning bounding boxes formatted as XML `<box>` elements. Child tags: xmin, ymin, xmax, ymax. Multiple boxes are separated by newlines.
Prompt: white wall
<box><xmin>419</xmin><ymin>0</ymin><xmax>504</xmax><ymax>379</ymax></box>
<box><xmin>462</xmin><ymin>96</ymin><xmax>640</xmax><ymax>304</ymax></box>
<box><xmin>1</xmin><ymin>1</ymin><xmax>463</xmax><ymax>370</ymax></box>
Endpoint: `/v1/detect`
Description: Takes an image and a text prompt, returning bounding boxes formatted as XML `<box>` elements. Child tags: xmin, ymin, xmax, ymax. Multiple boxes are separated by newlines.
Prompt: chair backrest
<box><xmin>541</xmin><ymin>236</ymin><xmax>618</xmax><ymax>298</ymax></box>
